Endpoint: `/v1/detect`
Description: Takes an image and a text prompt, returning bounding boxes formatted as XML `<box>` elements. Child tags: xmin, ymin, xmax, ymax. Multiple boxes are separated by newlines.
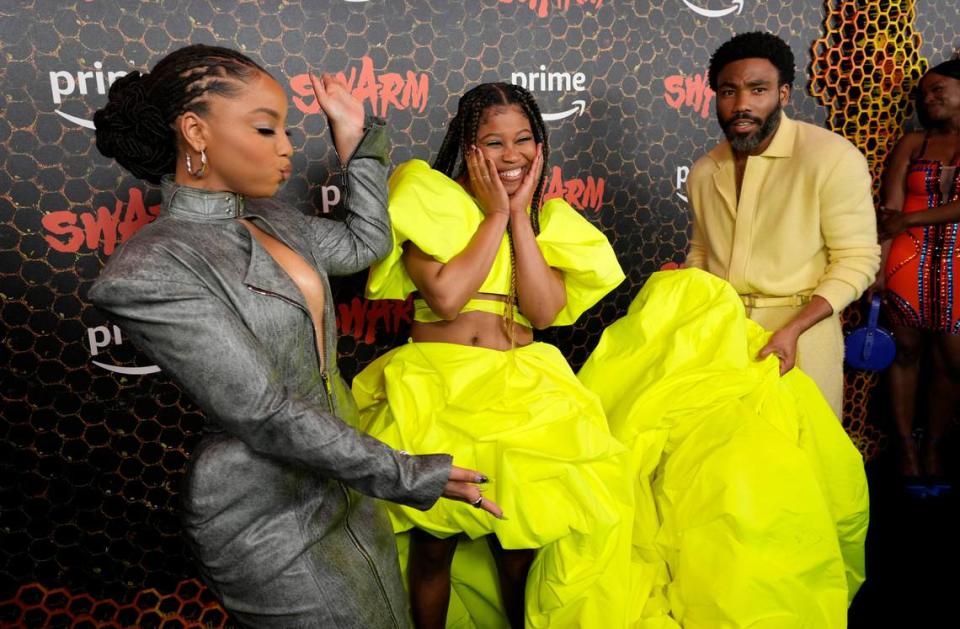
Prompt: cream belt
<box><xmin>739</xmin><ymin>293</ymin><xmax>811</xmax><ymax>308</ymax></box>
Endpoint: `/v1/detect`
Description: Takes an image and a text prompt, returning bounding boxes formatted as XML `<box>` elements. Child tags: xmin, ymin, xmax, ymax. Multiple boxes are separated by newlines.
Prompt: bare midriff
<box><xmin>411</xmin><ymin>292</ymin><xmax>533</xmax><ymax>350</ymax></box>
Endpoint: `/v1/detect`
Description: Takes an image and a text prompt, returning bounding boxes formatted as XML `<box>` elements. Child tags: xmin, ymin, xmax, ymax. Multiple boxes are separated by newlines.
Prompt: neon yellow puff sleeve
<box><xmin>536</xmin><ymin>198</ymin><xmax>625</xmax><ymax>326</ymax></box>
<box><xmin>365</xmin><ymin>159</ymin><xmax>479</xmax><ymax>300</ymax></box>
<box><xmin>366</xmin><ymin>160</ymin><xmax>625</xmax><ymax>327</ymax></box>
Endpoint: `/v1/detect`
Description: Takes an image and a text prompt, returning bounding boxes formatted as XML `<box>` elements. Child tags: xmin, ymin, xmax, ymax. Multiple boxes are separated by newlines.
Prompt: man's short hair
<box><xmin>708</xmin><ymin>32</ymin><xmax>796</xmax><ymax>91</ymax></box>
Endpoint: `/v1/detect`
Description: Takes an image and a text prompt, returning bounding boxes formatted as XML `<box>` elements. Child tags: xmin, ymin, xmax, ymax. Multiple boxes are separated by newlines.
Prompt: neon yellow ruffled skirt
<box><xmin>578</xmin><ymin>269</ymin><xmax>869</xmax><ymax>629</ymax></box>
<box><xmin>352</xmin><ymin>341</ymin><xmax>637</xmax><ymax>628</ymax></box>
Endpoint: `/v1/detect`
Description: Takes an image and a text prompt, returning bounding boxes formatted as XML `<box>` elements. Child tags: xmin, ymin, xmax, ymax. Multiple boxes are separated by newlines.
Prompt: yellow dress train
<box><xmin>578</xmin><ymin>268</ymin><xmax>869</xmax><ymax>629</ymax></box>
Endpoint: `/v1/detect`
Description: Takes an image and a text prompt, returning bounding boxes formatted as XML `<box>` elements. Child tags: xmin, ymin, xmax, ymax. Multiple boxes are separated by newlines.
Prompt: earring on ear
<box><xmin>186</xmin><ymin>149</ymin><xmax>208</xmax><ymax>178</ymax></box>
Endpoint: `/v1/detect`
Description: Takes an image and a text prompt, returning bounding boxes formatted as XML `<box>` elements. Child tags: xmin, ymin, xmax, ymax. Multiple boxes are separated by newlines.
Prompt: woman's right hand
<box><xmin>465</xmin><ymin>145</ymin><xmax>510</xmax><ymax>219</ymax></box>
<box><xmin>442</xmin><ymin>464</ymin><xmax>504</xmax><ymax>519</ymax></box>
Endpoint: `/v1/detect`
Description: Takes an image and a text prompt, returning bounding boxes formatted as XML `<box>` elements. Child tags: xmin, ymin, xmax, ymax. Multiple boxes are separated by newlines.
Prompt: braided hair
<box><xmin>93</xmin><ymin>44</ymin><xmax>266</xmax><ymax>184</ymax></box>
<box><xmin>432</xmin><ymin>82</ymin><xmax>550</xmax><ymax>343</ymax></box>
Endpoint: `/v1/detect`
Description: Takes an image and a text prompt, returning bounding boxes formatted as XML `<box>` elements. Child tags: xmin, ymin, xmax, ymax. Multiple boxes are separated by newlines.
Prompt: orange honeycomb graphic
<box><xmin>0</xmin><ymin>579</ymin><xmax>230</xmax><ymax>628</ymax></box>
<box><xmin>810</xmin><ymin>0</ymin><xmax>928</xmax><ymax>194</ymax></box>
<box><xmin>809</xmin><ymin>0</ymin><xmax>929</xmax><ymax>460</ymax></box>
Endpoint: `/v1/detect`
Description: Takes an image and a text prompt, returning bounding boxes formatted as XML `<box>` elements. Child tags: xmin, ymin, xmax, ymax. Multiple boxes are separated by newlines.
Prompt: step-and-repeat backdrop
<box><xmin>2</xmin><ymin>1</ymin><xmax>957</xmax><ymax>626</ymax></box>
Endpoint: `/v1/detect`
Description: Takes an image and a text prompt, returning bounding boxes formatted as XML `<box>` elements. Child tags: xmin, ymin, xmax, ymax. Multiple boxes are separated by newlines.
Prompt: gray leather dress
<box><xmin>88</xmin><ymin>119</ymin><xmax>452</xmax><ymax>628</ymax></box>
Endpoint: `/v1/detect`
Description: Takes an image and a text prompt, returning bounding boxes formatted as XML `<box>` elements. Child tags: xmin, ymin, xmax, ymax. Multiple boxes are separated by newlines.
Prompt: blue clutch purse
<box><xmin>844</xmin><ymin>295</ymin><xmax>896</xmax><ymax>371</ymax></box>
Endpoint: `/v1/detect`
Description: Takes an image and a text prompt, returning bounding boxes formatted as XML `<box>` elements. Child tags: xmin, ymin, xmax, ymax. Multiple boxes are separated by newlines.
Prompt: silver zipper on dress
<box><xmin>311</xmin><ymin>298</ymin><xmax>335</xmax><ymax>413</ymax></box>
<box><xmin>320</xmin><ymin>371</ymin><xmax>334</xmax><ymax>410</ymax></box>
<box><xmin>339</xmin><ymin>482</ymin><xmax>400</xmax><ymax>629</ymax></box>
<box><xmin>246</xmin><ymin>283</ymin><xmax>397</xmax><ymax>624</ymax></box>
<box><xmin>244</xmin><ymin>285</ymin><xmax>333</xmax><ymax>411</ymax></box>
<box><xmin>246</xmin><ymin>284</ymin><xmax>300</xmax><ymax>310</ymax></box>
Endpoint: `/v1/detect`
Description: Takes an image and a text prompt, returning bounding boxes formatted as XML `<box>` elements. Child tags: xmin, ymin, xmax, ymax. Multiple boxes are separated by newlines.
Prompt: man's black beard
<box><xmin>722</xmin><ymin>103</ymin><xmax>782</xmax><ymax>153</ymax></box>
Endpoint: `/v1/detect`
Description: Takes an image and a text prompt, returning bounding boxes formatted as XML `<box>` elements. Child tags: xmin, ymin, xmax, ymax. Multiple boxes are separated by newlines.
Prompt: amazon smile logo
<box><xmin>87</xmin><ymin>325</ymin><xmax>160</xmax><ymax>376</ymax></box>
<box><xmin>510</xmin><ymin>65</ymin><xmax>588</xmax><ymax>122</ymax></box>
<box><xmin>48</xmin><ymin>63</ymin><xmax>129</xmax><ymax>129</ymax></box>
<box><xmin>682</xmin><ymin>0</ymin><xmax>744</xmax><ymax>18</ymax></box>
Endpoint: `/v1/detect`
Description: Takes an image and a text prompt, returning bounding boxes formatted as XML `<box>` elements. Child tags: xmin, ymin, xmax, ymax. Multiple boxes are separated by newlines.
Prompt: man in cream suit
<box><xmin>685</xmin><ymin>31</ymin><xmax>881</xmax><ymax>418</ymax></box>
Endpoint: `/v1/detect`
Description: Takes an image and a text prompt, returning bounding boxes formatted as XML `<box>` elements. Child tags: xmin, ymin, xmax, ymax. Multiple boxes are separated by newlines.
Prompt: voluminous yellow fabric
<box><xmin>353</xmin><ymin>342</ymin><xmax>637</xmax><ymax>628</ymax></box>
<box><xmin>365</xmin><ymin>159</ymin><xmax>626</xmax><ymax>325</ymax></box>
<box><xmin>578</xmin><ymin>269</ymin><xmax>869</xmax><ymax>629</ymax></box>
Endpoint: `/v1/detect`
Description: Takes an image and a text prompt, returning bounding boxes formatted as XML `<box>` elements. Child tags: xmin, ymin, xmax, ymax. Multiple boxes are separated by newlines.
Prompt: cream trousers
<box><xmin>745</xmin><ymin>304</ymin><xmax>845</xmax><ymax>420</ymax></box>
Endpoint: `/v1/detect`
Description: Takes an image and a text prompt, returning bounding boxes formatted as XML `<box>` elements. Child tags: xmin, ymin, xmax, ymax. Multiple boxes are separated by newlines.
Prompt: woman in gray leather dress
<box><xmin>87</xmin><ymin>44</ymin><xmax>500</xmax><ymax>628</ymax></box>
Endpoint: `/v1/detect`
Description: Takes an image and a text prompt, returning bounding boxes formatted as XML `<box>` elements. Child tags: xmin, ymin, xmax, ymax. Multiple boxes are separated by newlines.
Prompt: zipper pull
<box><xmin>321</xmin><ymin>371</ymin><xmax>334</xmax><ymax>409</ymax></box>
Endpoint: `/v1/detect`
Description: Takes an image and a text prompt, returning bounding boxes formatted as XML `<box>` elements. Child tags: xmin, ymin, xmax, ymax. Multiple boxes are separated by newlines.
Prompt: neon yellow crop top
<box><xmin>365</xmin><ymin>159</ymin><xmax>625</xmax><ymax>326</ymax></box>
<box><xmin>412</xmin><ymin>297</ymin><xmax>534</xmax><ymax>328</ymax></box>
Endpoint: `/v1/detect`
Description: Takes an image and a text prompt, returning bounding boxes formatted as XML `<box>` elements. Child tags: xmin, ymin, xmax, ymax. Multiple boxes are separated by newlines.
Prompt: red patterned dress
<box><xmin>885</xmin><ymin>136</ymin><xmax>960</xmax><ymax>334</ymax></box>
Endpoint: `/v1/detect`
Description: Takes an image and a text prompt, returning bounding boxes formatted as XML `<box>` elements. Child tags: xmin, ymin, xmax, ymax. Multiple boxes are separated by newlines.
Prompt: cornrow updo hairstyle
<box><xmin>93</xmin><ymin>44</ymin><xmax>266</xmax><ymax>184</ymax></box>
<box><xmin>708</xmin><ymin>31</ymin><xmax>796</xmax><ymax>92</ymax></box>
<box><xmin>432</xmin><ymin>82</ymin><xmax>550</xmax><ymax>344</ymax></box>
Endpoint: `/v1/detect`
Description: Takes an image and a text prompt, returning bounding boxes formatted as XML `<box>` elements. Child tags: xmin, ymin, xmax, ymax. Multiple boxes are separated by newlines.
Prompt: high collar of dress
<box><xmin>161</xmin><ymin>175</ymin><xmax>246</xmax><ymax>222</ymax></box>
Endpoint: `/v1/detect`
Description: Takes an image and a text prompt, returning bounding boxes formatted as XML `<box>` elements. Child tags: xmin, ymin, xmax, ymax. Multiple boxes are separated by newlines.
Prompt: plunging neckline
<box><xmin>239</xmin><ymin>219</ymin><xmax>328</xmax><ymax>370</ymax></box>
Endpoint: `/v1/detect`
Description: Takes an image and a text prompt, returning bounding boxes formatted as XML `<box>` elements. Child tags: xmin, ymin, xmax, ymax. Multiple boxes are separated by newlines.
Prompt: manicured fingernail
<box><xmin>497</xmin><ymin>514</ymin><xmax>509</xmax><ymax>521</ymax></box>
<box><xmin>476</xmin><ymin>474</ymin><xmax>488</xmax><ymax>483</ymax></box>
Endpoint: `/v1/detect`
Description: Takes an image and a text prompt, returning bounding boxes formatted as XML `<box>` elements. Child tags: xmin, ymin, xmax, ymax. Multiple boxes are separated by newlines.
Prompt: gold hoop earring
<box><xmin>186</xmin><ymin>149</ymin><xmax>207</xmax><ymax>178</ymax></box>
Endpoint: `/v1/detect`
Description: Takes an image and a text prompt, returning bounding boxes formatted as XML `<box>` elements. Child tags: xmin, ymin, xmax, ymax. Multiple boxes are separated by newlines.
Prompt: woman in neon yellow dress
<box><xmin>352</xmin><ymin>83</ymin><xmax>636</xmax><ymax>628</ymax></box>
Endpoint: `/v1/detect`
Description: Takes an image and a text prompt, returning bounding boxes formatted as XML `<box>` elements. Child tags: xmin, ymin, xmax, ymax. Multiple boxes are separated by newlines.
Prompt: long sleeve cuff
<box><xmin>813</xmin><ymin>278</ymin><xmax>861</xmax><ymax>313</ymax></box>
<box><xmin>344</xmin><ymin>115</ymin><xmax>389</xmax><ymax>166</ymax></box>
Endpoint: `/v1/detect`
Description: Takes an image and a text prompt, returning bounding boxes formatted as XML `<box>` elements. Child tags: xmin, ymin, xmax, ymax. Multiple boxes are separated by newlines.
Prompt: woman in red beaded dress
<box><xmin>878</xmin><ymin>57</ymin><xmax>960</xmax><ymax>489</ymax></box>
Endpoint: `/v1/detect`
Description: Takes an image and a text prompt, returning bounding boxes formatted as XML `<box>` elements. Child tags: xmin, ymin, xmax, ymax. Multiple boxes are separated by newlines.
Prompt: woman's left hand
<box><xmin>309</xmin><ymin>72</ymin><xmax>366</xmax><ymax>163</ymax></box>
<box><xmin>509</xmin><ymin>146</ymin><xmax>544</xmax><ymax>216</ymax></box>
